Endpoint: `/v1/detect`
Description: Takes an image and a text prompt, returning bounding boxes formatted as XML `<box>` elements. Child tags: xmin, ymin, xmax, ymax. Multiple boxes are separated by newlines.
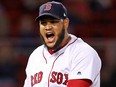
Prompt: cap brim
<box><xmin>36</xmin><ymin>13</ymin><xmax>61</xmax><ymax>21</ymax></box>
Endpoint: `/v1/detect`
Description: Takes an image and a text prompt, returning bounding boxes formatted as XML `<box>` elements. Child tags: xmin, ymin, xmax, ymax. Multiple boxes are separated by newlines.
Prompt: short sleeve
<box><xmin>68</xmin><ymin>47</ymin><xmax>101</xmax><ymax>82</ymax></box>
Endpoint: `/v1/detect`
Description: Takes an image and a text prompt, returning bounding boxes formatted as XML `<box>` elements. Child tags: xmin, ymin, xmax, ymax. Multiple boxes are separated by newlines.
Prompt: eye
<box><xmin>40</xmin><ymin>21</ymin><xmax>47</xmax><ymax>26</ymax></box>
<box><xmin>40</xmin><ymin>19</ymin><xmax>60</xmax><ymax>26</ymax></box>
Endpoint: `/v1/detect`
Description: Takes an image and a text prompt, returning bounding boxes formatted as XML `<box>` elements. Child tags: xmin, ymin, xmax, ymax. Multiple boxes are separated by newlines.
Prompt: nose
<box><xmin>45</xmin><ymin>22</ymin><xmax>52</xmax><ymax>30</ymax></box>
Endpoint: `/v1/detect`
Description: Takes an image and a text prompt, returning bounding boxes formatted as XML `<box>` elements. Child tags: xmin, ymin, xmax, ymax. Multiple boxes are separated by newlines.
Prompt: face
<box><xmin>39</xmin><ymin>16</ymin><xmax>68</xmax><ymax>50</ymax></box>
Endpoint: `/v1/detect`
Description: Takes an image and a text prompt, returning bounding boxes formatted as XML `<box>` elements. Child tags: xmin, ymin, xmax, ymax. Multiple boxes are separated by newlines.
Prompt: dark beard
<box><xmin>40</xmin><ymin>27</ymin><xmax>65</xmax><ymax>50</ymax></box>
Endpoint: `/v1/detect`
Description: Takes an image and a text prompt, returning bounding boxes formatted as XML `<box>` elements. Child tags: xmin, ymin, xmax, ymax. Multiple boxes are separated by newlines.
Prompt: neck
<box><xmin>60</xmin><ymin>34</ymin><xmax>71</xmax><ymax>47</ymax></box>
<box><xmin>48</xmin><ymin>34</ymin><xmax>71</xmax><ymax>54</ymax></box>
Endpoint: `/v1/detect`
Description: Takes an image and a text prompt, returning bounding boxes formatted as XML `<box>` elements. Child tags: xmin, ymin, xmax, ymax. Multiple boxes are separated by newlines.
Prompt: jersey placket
<box><xmin>43</xmin><ymin>47</ymin><xmax>64</xmax><ymax>87</ymax></box>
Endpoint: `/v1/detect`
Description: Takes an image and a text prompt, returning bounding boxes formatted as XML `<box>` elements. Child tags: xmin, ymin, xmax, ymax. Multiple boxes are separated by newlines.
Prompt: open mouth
<box><xmin>46</xmin><ymin>33</ymin><xmax>55</xmax><ymax>42</ymax></box>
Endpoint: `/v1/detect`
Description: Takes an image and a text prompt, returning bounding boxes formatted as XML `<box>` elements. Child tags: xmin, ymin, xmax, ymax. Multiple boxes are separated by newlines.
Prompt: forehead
<box><xmin>39</xmin><ymin>15</ymin><xmax>60</xmax><ymax>21</ymax></box>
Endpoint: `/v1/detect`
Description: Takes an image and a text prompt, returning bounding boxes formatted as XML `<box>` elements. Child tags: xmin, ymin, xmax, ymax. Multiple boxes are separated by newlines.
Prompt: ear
<box><xmin>64</xmin><ymin>18</ymin><xmax>69</xmax><ymax>30</ymax></box>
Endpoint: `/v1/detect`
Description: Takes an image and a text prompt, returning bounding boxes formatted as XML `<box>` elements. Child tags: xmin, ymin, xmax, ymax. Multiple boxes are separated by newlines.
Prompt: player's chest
<box><xmin>30</xmin><ymin>53</ymin><xmax>71</xmax><ymax>87</ymax></box>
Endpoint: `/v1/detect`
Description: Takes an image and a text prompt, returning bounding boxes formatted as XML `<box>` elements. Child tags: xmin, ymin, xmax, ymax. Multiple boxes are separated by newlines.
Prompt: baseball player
<box><xmin>24</xmin><ymin>1</ymin><xmax>101</xmax><ymax>87</ymax></box>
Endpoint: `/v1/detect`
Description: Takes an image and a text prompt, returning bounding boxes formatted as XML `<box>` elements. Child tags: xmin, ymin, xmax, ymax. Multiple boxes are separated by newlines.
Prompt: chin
<box><xmin>46</xmin><ymin>44</ymin><xmax>58</xmax><ymax>50</ymax></box>
<box><xmin>47</xmin><ymin>45</ymin><xmax>55</xmax><ymax>50</ymax></box>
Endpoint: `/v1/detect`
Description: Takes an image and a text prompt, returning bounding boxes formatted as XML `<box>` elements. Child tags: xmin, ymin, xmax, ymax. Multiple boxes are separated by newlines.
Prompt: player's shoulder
<box><xmin>69</xmin><ymin>34</ymin><xmax>101</xmax><ymax>61</ymax></box>
<box><xmin>70</xmin><ymin>34</ymin><xmax>97</xmax><ymax>54</ymax></box>
<box><xmin>29</xmin><ymin>45</ymin><xmax>44</xmax><ymax>57</ymax></box>
<box><xmin>26</xmin><ymin>45</ymin><xmax>44</xmax><ymax>64</ymax></box>
<box><xmin>33</xmin><ymin>44</ymin><xmax>44</xmax><ymax>52</ymax></box>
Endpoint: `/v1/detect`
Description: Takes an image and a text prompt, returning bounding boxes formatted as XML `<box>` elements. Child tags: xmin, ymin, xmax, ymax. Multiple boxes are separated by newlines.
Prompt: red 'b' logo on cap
<box><xmin>44</xmin><ymin>3</ymin><xmax>52</xmax><ymax>11</ymax></box>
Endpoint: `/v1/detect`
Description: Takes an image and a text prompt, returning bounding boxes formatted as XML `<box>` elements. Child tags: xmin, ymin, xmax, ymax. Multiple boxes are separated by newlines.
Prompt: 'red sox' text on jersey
<box><xmin>24</xmin><ymin>35</ymin><xmax>101</xmax><ymax>87</ymax></box>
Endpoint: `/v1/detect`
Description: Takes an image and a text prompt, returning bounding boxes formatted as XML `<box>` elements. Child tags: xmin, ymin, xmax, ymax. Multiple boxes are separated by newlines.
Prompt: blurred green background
<box><xmin>0</xmin><ymin>0</ymin><xmax>116</xmax><ymax>87</ymax></box>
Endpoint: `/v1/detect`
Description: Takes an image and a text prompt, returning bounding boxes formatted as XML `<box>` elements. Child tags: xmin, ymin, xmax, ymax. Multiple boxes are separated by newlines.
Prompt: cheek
<box><xmin>40</xmin><ymin>28</ymin><xmax>43</xmax><ymax>33</ymax></box>
<box><xmin>39</xmin><ymin>29</ymin><xmax>43</xmax><ymax>35</ymax></box>
<box><xmin>39</xmin><ymin>26</ymin><xmax>45</xmax><ymax>35</ymax></box>
<box><xmin>55</xmin><ymin>26</ymin><xmax>63</xmax><ymax>36</ymax></box>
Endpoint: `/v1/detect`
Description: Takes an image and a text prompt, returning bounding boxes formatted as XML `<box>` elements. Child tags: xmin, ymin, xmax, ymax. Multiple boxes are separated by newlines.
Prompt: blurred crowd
<box><xmin>0</xmin><ymin>0</ymin><xmax>116</xmax><ymax>87</ymax></box>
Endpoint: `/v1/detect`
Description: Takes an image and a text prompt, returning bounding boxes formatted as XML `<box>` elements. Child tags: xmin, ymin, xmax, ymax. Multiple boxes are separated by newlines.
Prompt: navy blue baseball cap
<box><xmin>36</xmin><ymin>1</ymin><xmax>68</xmax><ymax>21</ymax></box>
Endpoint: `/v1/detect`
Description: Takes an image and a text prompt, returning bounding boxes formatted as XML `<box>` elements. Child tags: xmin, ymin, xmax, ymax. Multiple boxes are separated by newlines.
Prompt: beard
<box><xmin>40</xmin><ymin>27</ymin><xmax>65</xmax><ymax>50</ymax></box>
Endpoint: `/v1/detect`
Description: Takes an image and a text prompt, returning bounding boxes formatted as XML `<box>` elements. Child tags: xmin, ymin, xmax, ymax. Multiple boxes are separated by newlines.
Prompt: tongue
<box><xmin>47</xmin><ymin>36</ymin><xmax>54</xmax><ymax>42</ymax></box>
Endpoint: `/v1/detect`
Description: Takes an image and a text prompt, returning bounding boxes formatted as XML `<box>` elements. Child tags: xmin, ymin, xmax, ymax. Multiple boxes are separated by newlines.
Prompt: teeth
<box><xmin>46</xmin><ymin>33</ymin><xmax>54</xmax><ymax>38</ymax></box>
